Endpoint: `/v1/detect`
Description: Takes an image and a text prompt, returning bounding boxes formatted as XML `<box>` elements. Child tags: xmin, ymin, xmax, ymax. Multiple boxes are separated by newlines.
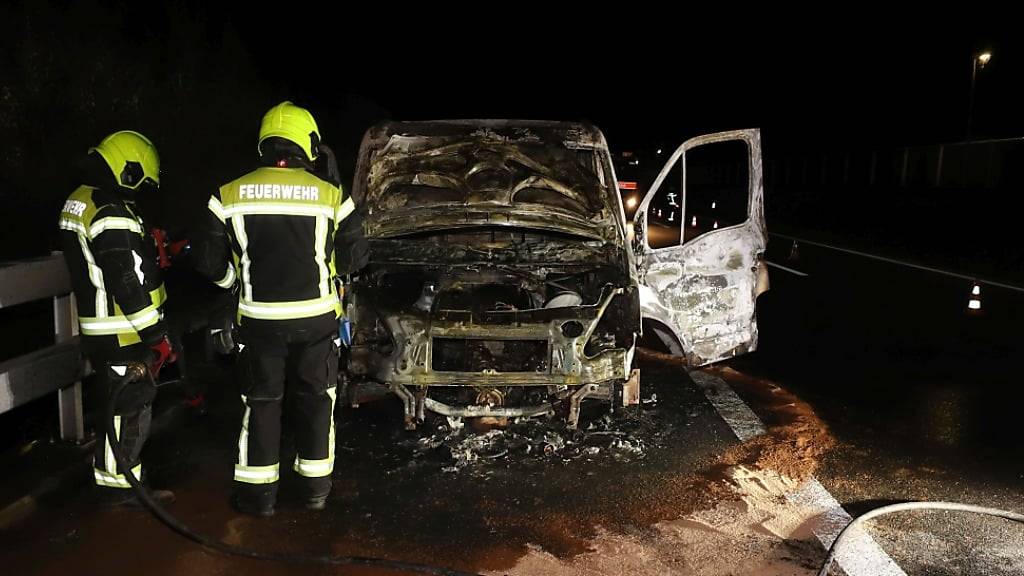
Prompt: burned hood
<box><xmin>356</xmin><ymin>121</ymin><xmax>620</xmax><ymax>242</ymax></box>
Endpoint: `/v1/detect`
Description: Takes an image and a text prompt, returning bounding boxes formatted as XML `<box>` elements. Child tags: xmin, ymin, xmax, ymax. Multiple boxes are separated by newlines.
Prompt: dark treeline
<box><xmin>0</xmin><ymin>1</ymin><xmax>282</xmax><ymax>260</ymax></box>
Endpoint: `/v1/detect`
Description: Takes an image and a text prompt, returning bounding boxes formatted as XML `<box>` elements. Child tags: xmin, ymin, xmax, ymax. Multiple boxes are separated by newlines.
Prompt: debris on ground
<box><xmin>402</xmin><ymin>411</ymin><xmax>653</xmax><ymax>475</ymax></box>
<box><xmin>469</xmin><ymin>352</ymin><xmax>842</xmax><ymax>575</ymax></box>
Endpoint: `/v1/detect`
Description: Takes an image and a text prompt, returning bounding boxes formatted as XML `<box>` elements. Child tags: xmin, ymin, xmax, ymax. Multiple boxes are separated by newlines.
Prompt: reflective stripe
<box><xmin>208</xmin><ymin>196</ymin><xmax>226</xmax><ymax>223</ymax></box>
<box><xmin>293</xmin><ymin>457</ymin><xmax>333</xmax><ymax>477</ymax></box>
<box><xmin>238</xmin><ymin>295</ymin><xmax>340</xmax><ymax>320</ymax></box>
<box><xmin>215</xmin><ymin>264</ymin><xmax>236</xmax><ymax>289</ymax></box>
<box><xmin>336</xmin><ymin>197</ymin><xmax>355</xmax><ymax>223</ymax></box>
<box><xmin>105</xmin><ymin>415</ymin><xmax>122</xmax><ymax>475</ymax></box>
<box><xmin>79</xmin><ymin>318</ymin><xmax>135</xmax><ymax>335</ymax></box>
<box><xmin>131</xmin><ymin>251</ymin><xmax>145</xmax><ymax>285</ymax></box>
<box><xmin>89</xmin><ymin>216</ymin><xmax>142</xmax><ymax>239</ymax></box>
<box><xmin>80</xmin><ymin>312</ymin><xmax>161</xmax><ymax>335</ymax></box>
<box><xmin>126</xmin><ymin>305</ymin><xmax>161</xmax><ymax>330</ymax></box>
<box><xmin>233</xmin><ymin>464</ymin><xmax>280</xmax><ymax>484</ymax></box>
<box><xmin>327</xmin><ymin>385</ymin><xmax>337</xmax><ymax>464</ymax></box>
<box><xmin>232</xmin><ymin>215</ymin><xmax>253</xmax><ymax>302</ymax></box>
<box><xmin>94</xmin><ymin>464</ymin><xmax>142</xmax><ymax>489</ymax></box>
<box><xmin>79</xmin><ymin>286</ymin><xmax>166</xmax><ymax>335</ymax></box>
<box><xmin>58</xmin><ymin>217</ymin><xmax>88</xmax><ymax>235</ymax></box>
<box><xmin>238</xmin><ymin>395</ymin><xmax>250</xmax><ymax>467</ymax></box>
<box><xmin>315</xmin><ymin>214</ymin><xmax>329</xmax><ymax>297</ymax></box>
<box><xmin>96</xmin><ymin>415</ymin><xmax>141</xmax><ymax>489</ymax></box>
<box><xmin>78</xmin><ymin>233</ymin><xmax>108</xmax><ymax>317</ymax></box>
<box><xmin>293</xmin><ymin>386</ymin><xmax>337</xmax><ymax>478</ymax></box>
<box><xmin>223</xmin><ymin>203</ymin><xmax>335</xmax><ymax>219</ymax></box>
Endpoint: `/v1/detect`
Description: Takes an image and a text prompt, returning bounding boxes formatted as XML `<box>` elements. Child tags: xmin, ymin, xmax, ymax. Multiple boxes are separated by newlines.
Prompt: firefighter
<box><xmin>195</xmin><ymin>102</ymin><xmax>355</xmax><ymax>517</ymax></box>
<box><xmin>57</xmin><ymin>131</ymin><xmax>176</xmax><ymax>504</ymax></box>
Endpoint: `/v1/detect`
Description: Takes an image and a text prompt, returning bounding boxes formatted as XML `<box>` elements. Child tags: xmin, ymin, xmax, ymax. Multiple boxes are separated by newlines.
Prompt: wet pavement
<box><xmin>737</xmin><ymin>237</ymin><xmax>1024</xmax><ymax>575</ymax></box>
<box><xmin>0</xmin><ymin>354</ymin><xmax>749</xmax><ymax>575</ymax></box>
<box><xmin>2</xmin><ymin>235</ymin><xmax>1023</xmax><ymax>575</ymax></box>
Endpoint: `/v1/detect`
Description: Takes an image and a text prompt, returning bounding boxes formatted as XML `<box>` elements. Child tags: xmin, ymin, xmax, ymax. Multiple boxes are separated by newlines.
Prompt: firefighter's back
<box><xmin>215</xmin><ymin>166</ymin><xmax>343</xmax><ymax>333</ymax></box>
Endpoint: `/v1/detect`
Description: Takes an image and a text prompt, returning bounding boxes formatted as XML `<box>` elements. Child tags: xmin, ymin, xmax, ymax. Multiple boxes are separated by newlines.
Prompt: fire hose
<box><xmin>818</xmin><ymin>501</ymin><xmax>1024</xmax><ymax>575</ymax></box>
<box><xmin>107</xmin><ymin>363</ymin><xmax>481</xmax><ymax>576</ymax></box>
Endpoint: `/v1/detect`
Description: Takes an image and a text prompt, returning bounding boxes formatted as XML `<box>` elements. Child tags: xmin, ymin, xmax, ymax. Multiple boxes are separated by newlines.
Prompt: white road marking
<box><xmin>688</xmin><ymin>372</ymin><xmax>765</xmax><ymax>441</ymax></box>
<box><xmin>689</xmin><ymin>370</ymin><xmax>907</xmax><ymax>576</ymax></box>
<box><xmin>767</xmin><ymin>261</ymin><xmax>810</xmax><ymax>277</ymax></box>
<box><xmin>771</xmin><ymin>232</ymin><xmax>1024</xmax><ymax>293</ymax></box>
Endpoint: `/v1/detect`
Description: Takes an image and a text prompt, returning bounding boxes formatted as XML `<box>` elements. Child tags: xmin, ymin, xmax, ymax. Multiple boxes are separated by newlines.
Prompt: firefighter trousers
<box><xmin>233</xmin><ymin>328</ymin><xmax>339</xmax><ymax>506</ymax></box>
<box><xmin>90</xmin><ymin>344</ymin><xmax>155</xmax><ymax>491</ymax></box>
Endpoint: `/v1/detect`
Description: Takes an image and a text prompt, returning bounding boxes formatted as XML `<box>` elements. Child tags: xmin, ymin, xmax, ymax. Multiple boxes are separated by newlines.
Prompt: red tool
<box><xmin>151</xmin><ymin>228</ymin><xmax>189</xmax><ymax>269</ymax></box>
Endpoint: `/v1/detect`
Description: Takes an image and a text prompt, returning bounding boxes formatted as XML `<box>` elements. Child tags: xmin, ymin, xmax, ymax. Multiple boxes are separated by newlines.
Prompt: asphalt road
<box><xmin>1</xmin><ymin>228</ymin><xmax>1022</xmax><ymax>575</ymax></box>
<box><xmin>0</xmin><ymin>354</ymin><xmax>749</xmax><ymax>575</ymax></box>
<box><xmin>736</xmin><ymin>236</ymin><xmax>1024</xmax><ymax>575</ymax></box>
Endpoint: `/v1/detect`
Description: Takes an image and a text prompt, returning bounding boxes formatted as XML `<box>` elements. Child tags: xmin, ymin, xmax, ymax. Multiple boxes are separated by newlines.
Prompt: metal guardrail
<box><xmin>0</xmin><ymin>253</ymin><xmax>86</xmax><ymax>442</ymax></box>
<box><xmin>766</xmin><ymin>136</ymin><xmax>1024</xmax><ymax>191</ymax></box>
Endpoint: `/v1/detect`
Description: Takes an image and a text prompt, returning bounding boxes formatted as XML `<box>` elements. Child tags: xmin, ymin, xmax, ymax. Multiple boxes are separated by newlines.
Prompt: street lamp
<box><xmin>966</xmin><ymin>51</ymin><xmax>992</xmax><ymax>142</ymax></box>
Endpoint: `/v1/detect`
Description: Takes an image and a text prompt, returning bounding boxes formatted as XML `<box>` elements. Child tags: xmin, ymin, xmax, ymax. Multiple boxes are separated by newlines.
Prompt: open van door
<box><xmin>633</xmin><ymin>129</ymin><xmax>767</xmax><ymax>365</ymax></box>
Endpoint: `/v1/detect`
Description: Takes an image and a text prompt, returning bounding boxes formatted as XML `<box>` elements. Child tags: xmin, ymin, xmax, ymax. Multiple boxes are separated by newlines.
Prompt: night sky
<box><xmin>7</xmin><ymin>3</ymin><xmax>1018</xmax><ymax>152</ymax></box>
<box><xmin>222</xmin><ymin>13</ymin><xmax>1017</xmax><ymax>151</ymax></box>
<box><xmin>87</xmin><ymin>3</ymin><xmax>1017</xmax><ymax>150</ymax></box>
<box><xmin>0</xmin><ymin>2</ymin><xmax>1017</xmax><ymax>265</ymax></box>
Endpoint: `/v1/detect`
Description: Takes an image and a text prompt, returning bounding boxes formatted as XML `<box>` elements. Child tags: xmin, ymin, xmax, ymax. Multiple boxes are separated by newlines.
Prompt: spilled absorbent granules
<box><xmin>486</xmin><ymin>351</ymin><xmax>840</xmax><ymax>576</ymax></box>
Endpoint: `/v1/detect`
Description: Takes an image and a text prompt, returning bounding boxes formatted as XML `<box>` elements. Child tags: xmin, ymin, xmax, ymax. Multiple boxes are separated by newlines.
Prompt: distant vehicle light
<box><xmin>691</xmin><ymin>216</ymin><xmax>697</xmax><ymax>227</ymax></box>
<box><xmin>656</xmin><ymin>148</ymin><xmax>663</xmax><ymax>155</ymax></box>
<box><xmin>625</xmin><ymin>196</ymin><xmax>638</xmax><ymax>209</ymax></box>
<box><xmin>618</xmin><ymin>181</ymin><xmax>638</xmax><ymax>190</ymax></box>
<box><xmin>711</xmin><ymin>201</ymin><xmax>717</xmax><ymax>209</ymax></box>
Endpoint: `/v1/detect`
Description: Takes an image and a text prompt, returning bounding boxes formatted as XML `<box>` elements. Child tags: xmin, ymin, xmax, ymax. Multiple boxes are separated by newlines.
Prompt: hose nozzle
<box><xmin>124</xmin><ymin>362</ymin><xmax>150</xmax><ymax>383</ymax></box>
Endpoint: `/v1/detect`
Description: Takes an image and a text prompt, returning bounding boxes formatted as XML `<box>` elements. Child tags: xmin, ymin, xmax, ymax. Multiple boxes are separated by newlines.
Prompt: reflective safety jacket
<box><xmin>58</xmin><ymin>185</ymin><xmax>167</xmax><ymax>350</ymax></box>
<box><xmin>200</xmin><ymin>167</ymin><xmax>355</xmax><ymax>330</ymax></box>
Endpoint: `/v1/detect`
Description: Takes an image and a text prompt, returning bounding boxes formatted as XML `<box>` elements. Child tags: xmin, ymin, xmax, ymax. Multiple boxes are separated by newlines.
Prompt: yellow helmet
<box><xmin>90</xmin><ymin>130</ymin><xmax>160</xmax><ymax>189</ymax></box>
<box><xmin>258</xmin><ymin>101</ymin><xmax>321</xmax><ymax>162</ymax></box>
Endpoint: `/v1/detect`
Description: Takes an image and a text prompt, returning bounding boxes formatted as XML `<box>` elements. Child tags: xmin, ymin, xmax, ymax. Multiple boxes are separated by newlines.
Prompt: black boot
<box><xmin>297</xmin><ymin>476</ymin><xmax>331</xmax><ymax>511</ymax></box>
<box><xmin>231</xmin><ymin>493</ymin><xmax>275</xmax><ymax>517</ymax></box>
<box><xmin>231</xmin><ymin>482</ymin><xmax>277</xmax><ymax>518</ymax></box>
<box><xmin>303</xmin><ymin>495</ymin><xmax>328</xmax><ymax>511</ymax></box>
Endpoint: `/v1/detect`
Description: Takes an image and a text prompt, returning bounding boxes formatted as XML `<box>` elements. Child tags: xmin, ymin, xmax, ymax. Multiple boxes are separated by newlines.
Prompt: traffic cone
<box><xmin>967</xmin><ymin>283</ymin><xmax>982</xmax><ymax>312</ymax></box>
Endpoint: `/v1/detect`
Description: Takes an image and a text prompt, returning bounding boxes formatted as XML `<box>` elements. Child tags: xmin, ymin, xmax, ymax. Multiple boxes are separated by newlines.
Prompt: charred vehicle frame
<box><xmin>345</xmin><ymin>121</ymin><xmax>767</xmax><ymax>429</ymax></box>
